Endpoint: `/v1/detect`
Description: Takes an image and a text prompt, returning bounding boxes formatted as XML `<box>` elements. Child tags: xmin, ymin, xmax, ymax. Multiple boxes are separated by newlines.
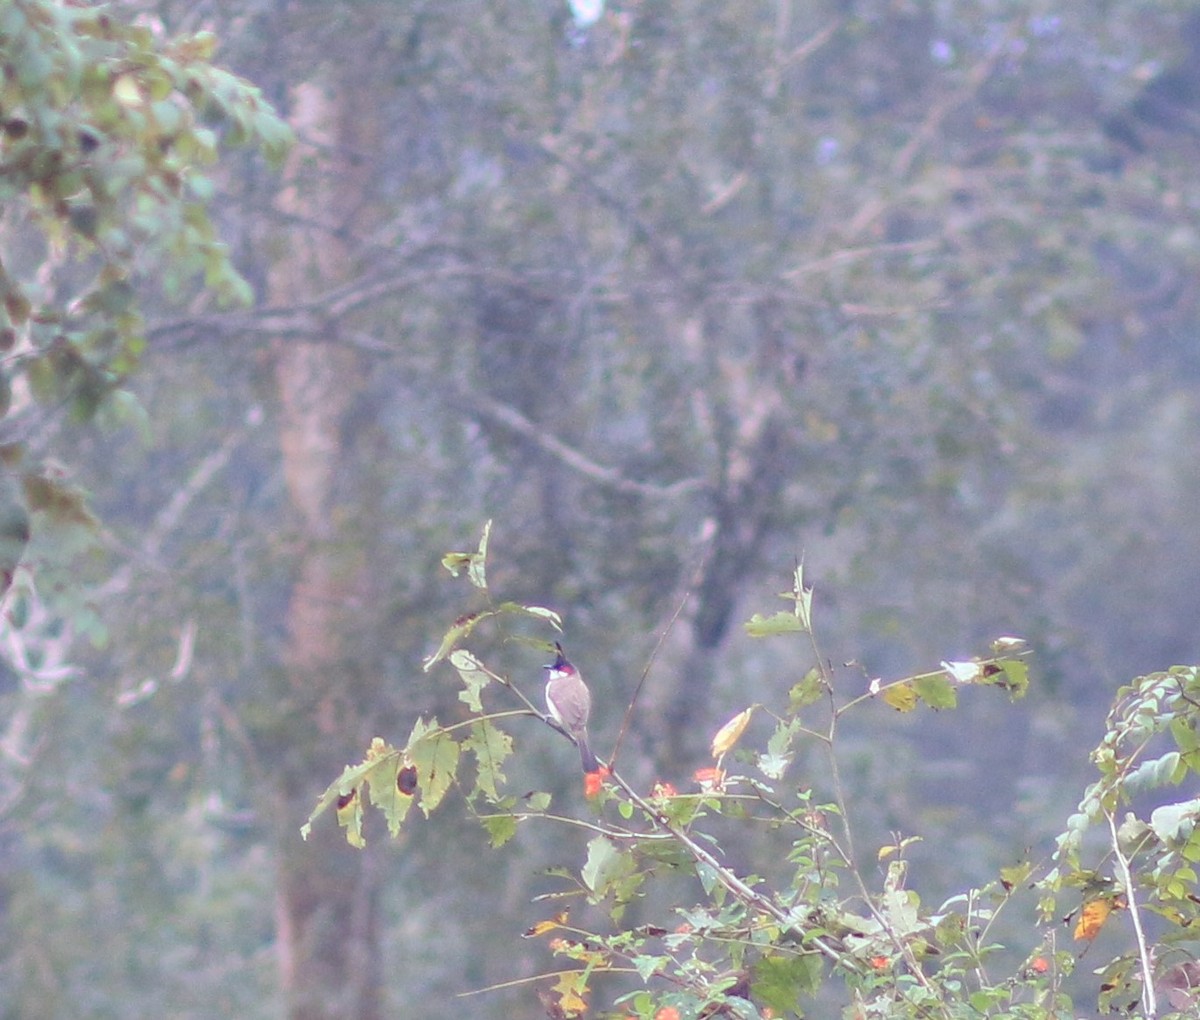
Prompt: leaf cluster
<box><xmin>0</xmin><ymin>0</ymin><xmax>290</xmax><ymax>595</ymax></box>
<box><xmin>1041</xmin><ymin>666</ymin><xmax>1200</xmax><ymax>1016</ymax></box>
<box><xmin>306</xmin><ymin>526</ymin><xmax>1095</xmax><ymax>1019</ymax></box>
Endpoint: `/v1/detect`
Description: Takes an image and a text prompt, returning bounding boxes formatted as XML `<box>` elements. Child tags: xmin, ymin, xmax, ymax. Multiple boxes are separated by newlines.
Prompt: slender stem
<box><xmin>1107</xmin><ymin>808</ymin><xmax>1156</xmax><ymax>1017</ymax></box>
<box><xmin>608</xmin><ymin>766</ymin><xmax>853</xmax><ymax>970</ymax></box>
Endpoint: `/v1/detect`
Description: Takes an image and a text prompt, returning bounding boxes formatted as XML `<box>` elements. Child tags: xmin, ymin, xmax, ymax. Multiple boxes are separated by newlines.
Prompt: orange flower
<box><xmin>655</xmin><ymin>1008</ymin><xmax>681</xmax><ymax>1020</ymax></box>
<box><xmin>584</xmin><ymin>766</ymin><xmax>610</xmax><ymax>798</ymax></box>
<box><xmin>870</xmin><ymin>955</ymin><xmax>890</xmax><ymax>971</ymax></box>
<box><xmin>651</xmin><ymin>781</ymin><xmax>678</xmax><ymax>799</ymax></box>
<box><xmin>693</xmin><ymin>766</ymin><xmax>724</xmax><ymax>790</ymax></box>
<box><xmin>1030</xmin><ymin>956</ymin><xmax>1050</xmax><ymax>974</ymax></box>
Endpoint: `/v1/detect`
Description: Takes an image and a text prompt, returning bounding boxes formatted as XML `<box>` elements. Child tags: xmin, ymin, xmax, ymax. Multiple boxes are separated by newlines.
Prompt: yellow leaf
<box><xmin>550</xmin><ymin>971</ymin><xmax>590</xmax><ymax>1018</ymax></box>
<box><xmin>711</xmin><ymin>707</ymin><xmax>754</xmax><ymax>758</ymax></box>
<box><xmin>335</xmin><ymin>788</ymin><xmax>364</xmax><ymax>849</ymax></box>
<box><xmin>1074</xmin><ymin>899</ymin><xmax>1112</xmax><ymax>941</ymax></box>
<box><xmin>113</xmin><ymin>74</ymin><xmax>143</xmax><ymax>107</ymax></box>
<box><xmin>523</xmin><ymin>911</ymin><xmax>568</xmax><ymax>938</ymax></box>
<box><xmin>881</xmin><ymin>682</ymin><xmax>918</xmax><ymax>712</ymax></box>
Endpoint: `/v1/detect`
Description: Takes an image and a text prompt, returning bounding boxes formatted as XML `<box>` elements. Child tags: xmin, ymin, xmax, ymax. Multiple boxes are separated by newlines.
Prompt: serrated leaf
<box><xmin>302</xmin><ymin>747</ymin><xmax>395</xmax><ymax>842</ymax></box>
<box><xmin>914</xmin><ymin>673</ymin><xmax>958</xmax><ymax>710</ymax></box>
<box><xmin>450</xmin><ymin>649</ymin><xmax>492</xmax><ymax>711</ymax></box>
<box><xmin>335</xmin><ymin>788</ymin><xmax>364</xmax><ymax>849</ymax></box>
<box><xmin>464</xmin><ymin>719</ymin><xmax>513</xmax><ymax>801</ymax></box>
<box><xmin>468</xmin><ymin>519</ymin><xmax>491</xmax><ymax>589</ymax></box>
<box><xmin>999</xmin><ymin>860</ymin><xmax>1034</xmax><ymax>891</ymax></box>
<box><xmin>548</xmin><ymin>971</ymin><xmax>589</xmax><ymax>1018</ymax></box>
<box><xmin>409</xmin><ymin>721</ymin><xmax>459</xmax><ymax>816</ymax></box>
<box><xmin>631</xmin><ymin>954</ymin><xmax>667</xmax><ymax>981</ymax></box>
<box><xmin>997</xmin><ymin>658</ymin><xmax>1029</xmax><ymax>699</ymax></box>
<box><xmin>752</xmin><ymin>954</ymin><xmax>823</xmax><ymax>1014</ymax></box>
<box><xmin>422</xmin><ymin>611</ymin><xmax>493</xmax><ymax>671</ymax></box>
<box><xmin>480</xmin><ymin>813</ymin><xmax>517</xmax><ymax>848</ymax></box>
<box><xmin>881</xmin><ymin>681</ymin><xmax>918</xmax><ymax>712</ymax></box>
<box><xmin>788</xmin><ymin>668</ymin><xmax>824</xmax><ymax>713</ymax></box>
<box><xmin>364</xmin><ymin>752</ymin><xmax>414</xmax><ymax>838</ymax></box>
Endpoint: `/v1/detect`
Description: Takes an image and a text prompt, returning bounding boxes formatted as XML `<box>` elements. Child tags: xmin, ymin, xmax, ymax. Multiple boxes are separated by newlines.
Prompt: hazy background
<box><xmin>4</xmin><ymin>1</ymin><xmax>1200</xmax><ymax>1016</ymax></box>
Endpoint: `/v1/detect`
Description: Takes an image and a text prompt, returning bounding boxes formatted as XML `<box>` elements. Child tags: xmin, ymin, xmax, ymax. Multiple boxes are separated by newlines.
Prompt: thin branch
<box><xmin>456</xmin><ymin>389</ymin><xmax>707</xmax><ymax>501</ymax></box>
<box><xmin>607</xmin><ymin>585</ymin><xmax>691</xmax><ymax>771</ymax></box>
<box><xmin>606</xmin><ymin>764</ymin><xmax>853</xmax><ymax>971</ymax></box>
<box><xmin>845</xmin><ymin>26</ymin><xmax>1013</xmax><ymax>240</ymax></box>
<box><xmin>97</xmin><ymin>406</ymin><xmax>263</xmax><ymax>597</ymax></box>
<box><xmin>1107</xmin><ymin>808</ymin><xmax>1156</xmax><ymax>1017</ymax></box>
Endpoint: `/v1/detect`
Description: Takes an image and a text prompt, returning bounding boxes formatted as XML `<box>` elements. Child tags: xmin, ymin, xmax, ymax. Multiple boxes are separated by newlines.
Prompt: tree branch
<box><xmin>454</xmin><ymin>388</ymin><xmax>708</xmax><ymax>502</ymax></box>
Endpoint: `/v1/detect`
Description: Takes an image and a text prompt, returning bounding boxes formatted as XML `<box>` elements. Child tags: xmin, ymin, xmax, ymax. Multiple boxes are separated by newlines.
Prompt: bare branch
<box><xmin>457</xmin><ymin>389</ymin><xmax>707</xmax><ymax>501</ymax></box>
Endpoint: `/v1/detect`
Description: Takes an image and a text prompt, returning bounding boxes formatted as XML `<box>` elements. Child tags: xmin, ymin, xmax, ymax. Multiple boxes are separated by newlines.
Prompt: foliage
<box><xmin>1041</xmin><ymin>666</ymin><xmax>1200</xmax><ymax>1016</ymax></box>
<box><xmin>0</xmin><ymin>8</ymin><xmax>289</xmax><ymax>1013</ymax></box>
<box><xmin>10</xmin><ymin>1</ymin><xmax>1200</xmax><ymax>1016</ymax></box>
<box><xmin>0</xmin><ymin>0</ymin><xmax>289</xmax><ymax>563</ymax></box>
<box><xmin>303</xmin><ymin>525</ymin><xmax>1200</xmax><ymax>1019</ymax></box>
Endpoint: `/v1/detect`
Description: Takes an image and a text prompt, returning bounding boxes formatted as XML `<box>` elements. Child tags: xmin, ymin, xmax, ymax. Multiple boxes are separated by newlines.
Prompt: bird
<box><xmin>543</xmin><ymin>642</ymin><xmax>600</xmax><ymax>774</ymax></box>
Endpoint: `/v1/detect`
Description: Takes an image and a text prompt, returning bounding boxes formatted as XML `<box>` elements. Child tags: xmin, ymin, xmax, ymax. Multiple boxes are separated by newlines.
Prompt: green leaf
<box><xmin>631</xmin><ymin>954</ymin><xmax>666</xmax><ymax>981</ymax></box>
<box><xmin>364</xmin><ymin>751</ymin><xmax>414</xmax><ymax>838</ymax></box>
<box><xmin>463</xmin><ymin>720</ymin><xmax>513</xmax><ymax>801</ymax></box>
<box><xmin>1150</xmin><ymin>799</ymin><xmax>1200</xmax><ymax>845</ymax></box>
<box><xmin>788</xmin><ymin>668</ymin><xmax>825</xmax><ymax>713</ymax></box>
<box><xmin>581</xmin><ymin>835</ymin><xmax>635</xmax><ymax>900</ymax></box>
<box><xmin>422</xmin><ymin>610</ymin><xmax>494</xmax><ymax>671</ymax></box>
<box><xmin>480</xmin><ymin>814</ymin><xmax>517</xmax><ymax>848</ymax></box>
<box><xmin>760</xmin><ymin>717</ymin><xmax>803</xmax><ymax>779</ymax></box>
<box><xmin>752</xmin><ymin>954</ymin><xmax>823</xmax><ymax>1014</ymax></box>
<box><xmin>881</xmin><ymin>681</ymin><xmax>918</xmax><ymax>712</ymax></box>
<box><xmin>745</xmin><ymin>610</ymin><xmax>805</xmax><ymax>637</ymax></box>
<box><xmin>450</xmin><ymin>649</ymin><xmax>492</xmax><ymax>712</ymax></box>
<box><xmin>496</xmin><ymin>601</ymin><xmax>563</xmax><ymax>630</ymax></box>
<box><xmin>469</xmin><ymin>519</ymin><xmax>491</xmax><ymax>589</ymax></box>
<box><xmin>994</xmin><ymin>658</ymin><xmax>1029</xmax><ymax>699</ymax></box>
<box><xmin>301</xmin><ymin>745</ymin><xmax>396</xmax><ymax>842</ymax></box>
<box><xmin>913</xmin><ymin>673</ymin><xmax>958</xmax><ymax>710</ymax></box>
<box><xmin>337</xmin><ymin>788</ymin><xmax>365</xmax><ymax>849</ymax></box>
<box><xmin>408</xmin><ymin>719</ymin><xmax>460</xmax><ymax>816</ymax></box>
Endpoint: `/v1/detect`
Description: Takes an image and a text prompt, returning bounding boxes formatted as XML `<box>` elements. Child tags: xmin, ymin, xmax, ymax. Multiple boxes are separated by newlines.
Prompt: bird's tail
<box><xmin>577</xmin><ymin>732</ymin><xmax>600</xmax><ymax>774</ymax></box>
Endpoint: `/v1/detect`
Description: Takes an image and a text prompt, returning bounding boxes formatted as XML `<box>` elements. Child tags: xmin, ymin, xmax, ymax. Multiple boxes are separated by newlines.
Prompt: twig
<box><xmin>457</xmin><ymin>389</ymin><xmax>707</xmax><ymax>501</ymax></box>
<box><xmin>607</xmin><ymin>586</ymin><xmax>691</xmax><ymax>770</ymax></box>
<box><xmin>1107</xmin><ymin>808</ymin><xmax>1156</xmax><ymax>1017</ymax></box>
<box><xmin>607</xmin><ymin>765</ymin><xmax>852</xmax><ymax>970</ymax></box>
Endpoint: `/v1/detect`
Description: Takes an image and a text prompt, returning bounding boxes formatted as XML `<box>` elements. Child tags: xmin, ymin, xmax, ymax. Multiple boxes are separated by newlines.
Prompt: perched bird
<box><xmin>543</xmin><ymin>643</ymin><xmax>600</xmax><ymax>774</ymax></box>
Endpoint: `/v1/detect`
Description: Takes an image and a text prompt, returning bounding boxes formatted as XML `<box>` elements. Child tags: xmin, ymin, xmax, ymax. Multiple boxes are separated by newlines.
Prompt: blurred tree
<box><xmin>8</xmin><ymin>0</ymin><xmax>1200</xmax><ymax>1016</ymax></box>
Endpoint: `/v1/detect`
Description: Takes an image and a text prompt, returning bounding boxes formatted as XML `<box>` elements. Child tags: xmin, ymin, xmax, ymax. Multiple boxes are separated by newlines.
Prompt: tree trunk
<box><xmin>268</xmin><ymin>78</ymin><xmax>380</xmax><ymax>1020</ymax></box>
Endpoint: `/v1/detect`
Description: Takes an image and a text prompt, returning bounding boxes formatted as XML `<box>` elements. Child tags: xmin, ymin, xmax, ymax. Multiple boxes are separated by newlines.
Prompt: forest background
<box><xmin>3</xmin><ymin>0</ymin><xmax>1200</xmax><ymax>1017</ymax></box>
